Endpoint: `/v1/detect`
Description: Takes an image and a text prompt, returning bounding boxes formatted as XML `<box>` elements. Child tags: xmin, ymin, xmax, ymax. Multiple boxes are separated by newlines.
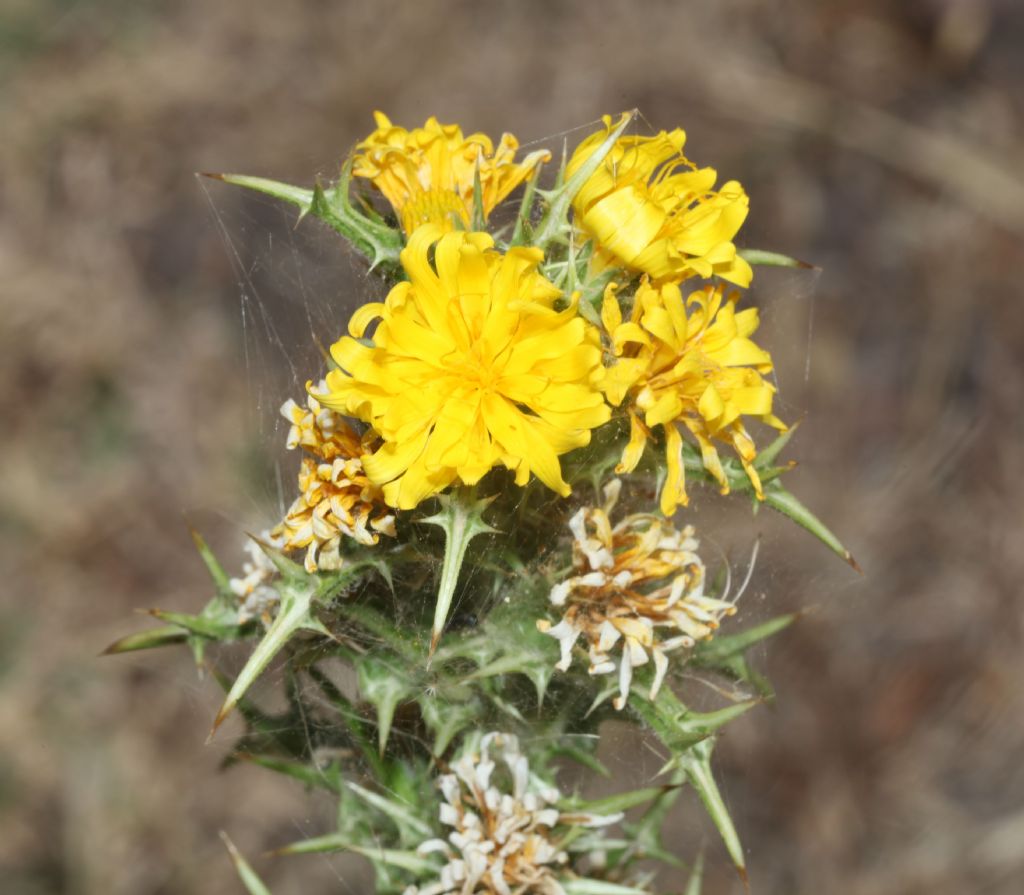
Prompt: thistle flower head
<box><xmin>408</xmin><ymin>732</ymin><xmax>620</xmax><ymax>895</ymax></box>
<box><xmin>273</xmin><ymin>385</ymin><xmax>395</xmax><ymax>572</ymax></box>
<box><xmin>538</xmin><ymin>481</ymin><xmax>735</xmax><ymax>710</ymax></box>
<box><xmin>568</xmin><ymin>115</ymin><xmax>752</xmax><ymax>287</ymax></box>
<box><xmin>602</xmin><ymin>279</ymin><xmax>785</xmax><ymax>514</ymax></box>
<box><xmin>319</xmin><ymin>224</ymin><xmax>610</xmax><ymax>510</ymax></box>
<box><xmin>353</xmin><ymin>111</ymin><xmax>550</xmax><ymax>235</ymax></box>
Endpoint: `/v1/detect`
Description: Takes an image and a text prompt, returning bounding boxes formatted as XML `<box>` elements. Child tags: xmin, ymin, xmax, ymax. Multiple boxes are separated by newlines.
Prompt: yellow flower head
<box><xmin>273</xmin><ymin>388</ymin><xmax>395</xmax><ymax>572</ymax></box>
<box><xmin>602</xmin><ymin>279</ymin><xmax>785</xmax><ymax>515</ymax></box>
<box><xmin>352</xmin><ymin>111</ymin><xmax>550</xmax><ymax>235</ymax></box>
<box><xmin>537</xmin><ymin>480</ymin><xmax>734</xmax><ymax>710</ymax></box>
<box><xmin>568</xmin><ymin>115</ymin><xmax>752</xmax><ymax>287</ymax></box>
<box><xmin>319</xmin><ymin>224</ymin><xmax>611</xmax><ymax>511</ymax></box>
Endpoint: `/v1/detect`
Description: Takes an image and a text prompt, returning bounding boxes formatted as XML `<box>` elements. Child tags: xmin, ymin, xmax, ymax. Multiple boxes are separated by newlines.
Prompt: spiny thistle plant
<box><xmin>107</xmin><ymin>110</ymin><xmax>856</xmax><ymax>894</ymax></box>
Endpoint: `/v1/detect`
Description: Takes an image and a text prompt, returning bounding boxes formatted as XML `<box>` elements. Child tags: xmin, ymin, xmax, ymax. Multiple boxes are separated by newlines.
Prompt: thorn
<box><xmin>199</xmin><ymin>172</ymin><xmax>226</xmax><ymax>180</ymax></box>
<box><xmin>219</xmin><ymin>830</ymin><xmax>240</xmax><ymax>856</ymax></box>
<box><xmin>845</xmin><ymin>552</ymin><xmax>863</xmax><ymax>575</ymax></box>
<box><xmin>737</xmin><ymin>863</ymin><xmax>750</xmax><ymax>891</ymax></box>
<box><xmin>207</xmin><ymin>704</ymin><xmax>230</xmax><ymax>743</ymax></box>
<box><xmin>188</xmin><ymin>525</ymin><xmax>205</xmax><ymax>549</ymax></box>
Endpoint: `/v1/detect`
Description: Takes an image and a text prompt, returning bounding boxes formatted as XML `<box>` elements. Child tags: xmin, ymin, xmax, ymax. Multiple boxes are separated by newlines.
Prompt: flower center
<box><xmin>445</xmin><ymin>345</ymin><xmax>501</xmax><ymax>393</ymax></box>
<box><xmin>399</xmin><ymin>187</ymin><xmax>469</xmax><ymax>233</ymax></box>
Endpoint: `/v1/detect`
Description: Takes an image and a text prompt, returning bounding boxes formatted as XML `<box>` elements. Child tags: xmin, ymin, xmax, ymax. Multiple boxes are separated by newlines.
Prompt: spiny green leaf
<box><xmin>739</xmin><ymin>247</ymin><xmax>814</xmax><ymax>269</ymax></box>
<box><xmin>562</xmin><ymin>881</ymin><xmax>650</xmax><ymax>895</ymax></box>
<box><xmin>357</xmin><ymin>655</ymin><xmax>416</xmax><ymax>755</ymax></box>
<box><xmin>274</xmin><ymin>832</ymin><xmax>350</xmax><ymax>856</ymax></box>
<box><xmin>101</xmin><ymin>624</ymin><xmax>187</xmax><ymax>655</ymax></box>
<box><xmin>533</xmin><ymin>110</ymin><xmax>636</xmax><ymax>251</ymax></box>
<box><xmin>350</xmin><ymin>844</ymin><xmax>440</xmax><ymax>874</ymax></box>
<box><xmin>680</xmin><ymin>441</ymin><xmax>787</xmax><ymax>493</ymax></box>
<box><xmin>220</xmin><ymin>833</ymin><xmax>274</xmax><ymax>895</ymax></box>
<box><xmin>190</xmin><ymin>528</ymin><xmax>233</xmax><ymax>595</ymax></box>
<box><xmin>210</xmin><ymin>567</ymin><xmax>361</xmax><ymax>737</ymax></box>
<box><xmin>563</xmin><ymin>786</ymin><xmax>670</xmax><ymax>817</ymax></box>
<box><xmin>233</xmin><ymin>753</ymin><xmax>341</xmax><ymax>794</ymax></box>
<box><xmin>418</xmin><ymin>693</ymin><xmax>479</xmax><ymax>756</ymax></box>
<box><xmin>309</xmin><ymin>173</ymin><xmax>402</xmax><ymax>270</ymax></box>
<box><xmin>205</xmin><ymin>173</ymin><xmax>312</xmax><ymax>209</ymax></box>
<box><xmin>753</xmin><ymin>423</ymin><xmax>800</xmax><ymax>471</ymax></box>
<box><xmin>763</xmin><ymin>480</ymin><xmax>859</xmax><ymax>570</ymax></box>
<box><xmin>619</xmin><ymin>767</ymin><xmax>687</xmax><ymax>870</ymax></box>
<box><xmin>485</xmin><ymin>688</ymin><xmax>527</xmax><ymax>723</ymax></box>
<box><xmin>345</xmin><ymin>781</ymin><xmax>432</xmax><ymax>838</ymax></box>
<box><xmin>551</xmin><ymin>743</ymin><xmax>610</xmax><ymax>779</ymax></box>
<box><xmin>471</xmin><ymin>164</ymin><xmax>486</xmax><ymax>231</ymax></box>
<box><xmin>246</xmin><ymin>535</ymin><xmax>305</xmax><ymax>581</ymax></box>
<box><xmin>467</xmin><ymin>651</ymin><xmax>552</xmax><ymax>706</ymax></box>
<box><xmin>305</xmin><ymin>665</ymin><xmax>386</xmax><ymax>777</ymax></box>
<box><xmin>510</xmin><ymin>165</ymin><xmax>542</xmax><ymax>246</ymax></box>
<box><xmin>148</xmin><ymin>608</ymin><xmax>240</xmax><ymax>640</ymax></box>
<box><xmin>630</xmin><ymin>686</ymin><xmax>758</xmax><ymax>755</ymax></box>
<box><xmin>694</xmin><ymin>613</ymin><xmax>799</xmax><ymax>665</ymax></box>
<box><xmin>676</xmin><ymin>738</ymin><xmax>745</xmax><ymax>875</ymax></box>
<box><xmin>421</xmin><ymin>489</ymin><xmax>498</xmax><ymax>657</ymax></box>
<box><xmin>684</xmin><ymin>850</ymin><xmax>706</xmax><ymax>895</ymax></box>
<box><xmin>277</xmin><ymin>835</ymin><xmax>438</xmax><ymax>874</ymax></box>
<box><xmin>206</xmin><ymin>165</ymin><xmax>402</xmax><ymax>270</ymax></box>
<box><xmin>337</xmin><ymin>601</ymin><xmax>420</xmax><ymax>662</ymax></box>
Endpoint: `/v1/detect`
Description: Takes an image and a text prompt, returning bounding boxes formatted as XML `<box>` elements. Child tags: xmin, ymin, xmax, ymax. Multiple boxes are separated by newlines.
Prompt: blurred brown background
<box><xmin>2</xmin><ymin>1</ymin><xmax>1023</xmax><ymax>893</ymax></box>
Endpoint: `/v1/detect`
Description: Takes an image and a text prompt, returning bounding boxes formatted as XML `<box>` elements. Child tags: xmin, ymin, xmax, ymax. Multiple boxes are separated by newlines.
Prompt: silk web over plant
<box><xmin>108</xmin><ymin>112</ymin><xmax>851</xmax><ymax>895</ymax></box>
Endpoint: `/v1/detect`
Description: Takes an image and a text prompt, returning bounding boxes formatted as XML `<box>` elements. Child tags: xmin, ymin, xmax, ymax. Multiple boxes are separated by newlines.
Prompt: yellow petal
<box><xmin>660</xmin><ymin>422</ymin><xmax>687</xmax><ymax>515</ymax></box>
<box><xmin>617</xmin><ymin>410</ymin><xmax>648</xmax><ymax>474</ymax></box>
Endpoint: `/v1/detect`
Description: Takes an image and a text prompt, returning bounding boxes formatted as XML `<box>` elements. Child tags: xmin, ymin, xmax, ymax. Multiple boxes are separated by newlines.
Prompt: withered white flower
<box><xmin>229</xmin><ymin>530</ymin><xmax>284</xmax><ymax>624</ymax></box>
<box><xmin>538</xmin><ymin>480</ymin><xmax>736</xmax><ymax>709</ymax></box>
<box><xmin>273</xmin><ymin>383</ymin><xmax>395</xmax><ymax>573</ymax></box>
<box><xmin>406</xmin><ymin>732</ymin><xmax>620</xmax><ymax>895</ymax></box>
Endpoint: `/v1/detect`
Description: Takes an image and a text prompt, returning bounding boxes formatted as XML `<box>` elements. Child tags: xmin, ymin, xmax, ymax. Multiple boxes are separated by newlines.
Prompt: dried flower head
<box><xmin>353</xmin><ymin>111</ymin><xmax>550</xmax><ymax>235</ymax></box>
<box><xmin>538</xmin><ymin>481</ymin><xmax>736</xmax><ymax>709</ymax></box>
<box><xmin>568</xmin><ymin>114</ymin><xmax>752</xmax><ymax>287</ymax></box>
<box><xmin>229</xmin><ymin>530</ymin><xmax>284</xmax><ymax>624</ymax></box>
<box><xmin>273</xmin><ymin>386</ymin><xmax>395</xmax><ymax>572</ymax></box>
<box><xmin>319</xmin><ymin>224</ymin><xmax>610</xmax><ymax>510</ymax></box>
<box><xmin>408</xmin><ymin>732</ymin><xmax>620</xmax><ymax>895</ymax></box>
<box><xmin>602</xmin><ymin>279</ymin><xmax>786</xmax><ymax>515</ymax></box>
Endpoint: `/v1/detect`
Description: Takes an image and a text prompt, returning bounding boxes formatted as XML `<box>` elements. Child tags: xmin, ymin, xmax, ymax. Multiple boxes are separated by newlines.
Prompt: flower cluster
<box><xmin>134</xmin><ymin>109</ymin><xmax>845</xmax><ymax>895</ymax></box>
<box><xmin>538</xmin><ymin>480</ymin><xmax>736</xmax><ymax>709</ymax></box>
<box><xmin>252</xmin><ymin>112</ymin><xmax>782</xmax><ymax>548</ymax></box>
<box><xmin>406</xmin><ymin>733</ymin><xmax>620</xmax><ymax>895</ymax></box>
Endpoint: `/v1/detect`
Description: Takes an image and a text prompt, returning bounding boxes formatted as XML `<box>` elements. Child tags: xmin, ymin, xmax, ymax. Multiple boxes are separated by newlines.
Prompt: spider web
<box><xmin>193</xmin><ymin>119</ymin><xmax>828</xmax><ymax>893</ymax></box>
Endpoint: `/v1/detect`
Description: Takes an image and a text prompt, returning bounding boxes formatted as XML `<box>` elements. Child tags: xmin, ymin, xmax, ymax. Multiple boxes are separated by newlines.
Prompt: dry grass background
<box><xmin>2</xmin><ymin>1</ymin><xmax>1023</xmax><ymax>893</ymax></box>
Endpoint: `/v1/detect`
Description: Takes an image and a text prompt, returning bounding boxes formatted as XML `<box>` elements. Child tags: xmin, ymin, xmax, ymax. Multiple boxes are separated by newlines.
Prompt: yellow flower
<box><xmin>273</xmin><ymin>387</ymin><xmax>395</xmax><ymax>572</ymax></box>
<box><xmin>602</xmin><ymin>279</ymin><xmax>785</xmax><ymax>515</ymax></box>
<box><xmin>319</xmin><ymin>224</ymin><xmax>610</xmax><ymax>511</ymax></box>
<box><xmin>568</xmin><ymin>115</ymin><xmax>752</xmax><ymax>287</ymax></box>
<box><xmin>537</xmin><ymin>480</ymin><xmax>734</xmax><ymax>710</ymax></box>
<box><xmin>352</xmin><ymin>111</ymin><xmax>550</xmax><ymax>235</ymax></box>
